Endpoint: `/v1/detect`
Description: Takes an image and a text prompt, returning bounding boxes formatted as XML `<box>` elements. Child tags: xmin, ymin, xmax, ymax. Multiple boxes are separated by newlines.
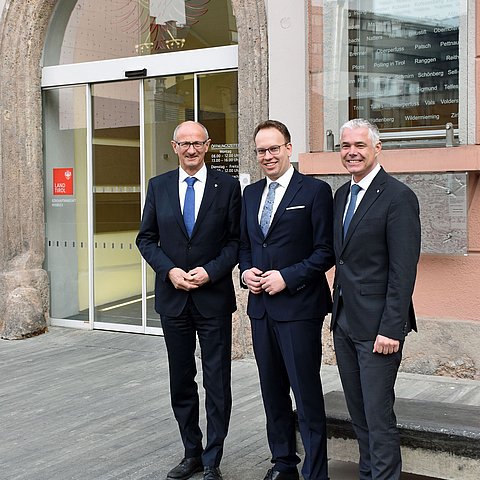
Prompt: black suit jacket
<box><xmin>136</xmin><ymin>166</ymin><xmax>241</xmax><ymax>317</ymax></box>
<box><xmin>331</xmin><ymin>167</ymin><xmax>421</xmax><ymax>341</ymax></box>
<box><xmin>239</xmin><ymin>169</ymin><xmax>334</xmax><ymax>321</ymax></box>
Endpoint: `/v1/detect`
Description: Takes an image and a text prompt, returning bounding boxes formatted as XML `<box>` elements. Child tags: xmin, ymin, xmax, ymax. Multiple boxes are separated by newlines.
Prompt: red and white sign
<box><xmin>53</xmin><ymin>168</ymin><xmax>74</xmax><ymax>195</ymax></box>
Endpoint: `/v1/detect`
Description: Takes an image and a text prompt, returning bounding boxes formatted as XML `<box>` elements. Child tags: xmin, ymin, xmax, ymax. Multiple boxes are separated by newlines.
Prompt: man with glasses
<box><xmin>239</xmin><ymin>120</ymin><xmax>334</xmax><ymax>480</ymax></box>
<box><xmin>136</xmin><ymin>121</ymin><xmax>241</xmax><ymax>480</ymax></box>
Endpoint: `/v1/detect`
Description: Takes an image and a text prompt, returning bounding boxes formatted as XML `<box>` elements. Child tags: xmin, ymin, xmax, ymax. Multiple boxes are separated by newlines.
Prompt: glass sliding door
<box><xmin>141</xmin><ymin>71</ymin><xmax>238</xmax><ymax>330</ymax></box>
<box><xmin>43</xmin><ymin>85</ymin><xmax>90</xmax><ymax>325</ymax></box>
<box><xmin>198</xmin><ymin>70</ymin><xmax>239</xmax><ymax>177</ymax></box>
<box><xmin>91</xmin><ymin>81</ymin><xmax>143</xmax><ymax>329</ymax></box>
<box><xmin>44</xmin><ymin>68</ymin><xmax>237</xmax><ymax>333</ymax></box>
<box><xmin>143</xmin><ymin>74</ymin><xmax>195</xmax><ymax>328</ymax></box>
<box><xmin>42</xmin><ymin>0</ymin><xmax>238</xmax><ymax>333</ymax></box>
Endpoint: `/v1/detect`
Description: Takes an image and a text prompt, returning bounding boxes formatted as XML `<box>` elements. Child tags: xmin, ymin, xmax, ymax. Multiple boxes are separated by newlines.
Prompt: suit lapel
<box><xmin>335</xmin><ymin>182</ymin><xmax>350</xmax><ymax>253</ymax></box>
<box><xmin>342</xmin><ymin>168</ymin><xmax>387</xmax><ymax>250</ymax></box>
<box><xmin>191</xmin><ymin>167</ymin><xmax>223</xmax><ymax>238</ymax></box>
<box><xmin>250</xmin><ymin>178</ymin><xmax>267</xmax><ymax>236</ymax></box>
<box><xmin>267</xmin><ymin>170</ymin><xmax>302</xmax><ymax>235</ymax></box>
<box><xmin>165</xmin><ymin>169</ymin><xmax>188</xmax><ymax>237</ymax></box>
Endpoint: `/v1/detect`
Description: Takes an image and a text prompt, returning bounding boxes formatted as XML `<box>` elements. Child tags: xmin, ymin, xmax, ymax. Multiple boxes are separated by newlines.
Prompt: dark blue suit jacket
<box><xmin>136</xmin><ymin>166</ymin><xmax>241</xmax><ymax>318</ymax></box>
<box><xmin>330</xmin><ymin>167</ymin><xmax>421</xmax><ymax>340</ymax></box>
<box><xmin>239</xmin><ymin>169</ymin><xmax>334</xmax><ymax>321</ymax></box>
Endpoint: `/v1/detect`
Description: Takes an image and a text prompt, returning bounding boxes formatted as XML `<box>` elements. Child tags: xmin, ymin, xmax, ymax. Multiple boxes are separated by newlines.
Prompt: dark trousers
<box><xmin>251</xmin><ymin>314</ymin><xmax>329</xmax><ymax>480</ymax></box>
<box><xmin>333</xmin><ymin>302</ymin><xmax>403</xmax><ymax>480</ymax></box>
<box><xmin>161</xmin><ymin>297</ymin><xmax>232</xmax><ymax>467</ymax></box>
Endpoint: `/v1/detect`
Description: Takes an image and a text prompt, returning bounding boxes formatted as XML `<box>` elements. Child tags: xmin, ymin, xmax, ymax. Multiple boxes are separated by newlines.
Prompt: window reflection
<box><xmin>347</xmin><ymin>1</ymin><xmax>460</xmax><ymax>133</ymax></box>
<box><xmin>44</xmin><ymin>0</ymin><xmax>237</xmax><ymax>66</ymax></box>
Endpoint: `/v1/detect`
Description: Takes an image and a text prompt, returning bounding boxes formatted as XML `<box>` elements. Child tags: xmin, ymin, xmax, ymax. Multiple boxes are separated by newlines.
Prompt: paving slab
<box><xmin>1</xmin><ymin>327</ymin><xmax>479</xmax><ymax>480</ymax></box>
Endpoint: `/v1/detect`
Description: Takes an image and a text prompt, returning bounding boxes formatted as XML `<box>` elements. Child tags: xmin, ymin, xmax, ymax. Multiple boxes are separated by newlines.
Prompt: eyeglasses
<box><xmin>173</xmin><ymin>140</ymin><xmax>209</xmax><ymax>150</ymax></box>
<box><xmin>254</xmin><ymin>143</ymin><xmax>289</xmax><ymax>157</ymax></box>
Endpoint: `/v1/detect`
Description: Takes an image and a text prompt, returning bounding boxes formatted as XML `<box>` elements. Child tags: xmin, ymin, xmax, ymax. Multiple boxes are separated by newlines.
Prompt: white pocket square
<box><xmin>286</xmin><ymin>205</ymin><xmax>305</xmax><ymax>210</ymax></box>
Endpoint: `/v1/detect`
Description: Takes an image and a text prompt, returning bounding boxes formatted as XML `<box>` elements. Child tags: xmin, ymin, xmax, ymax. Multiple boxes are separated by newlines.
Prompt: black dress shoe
<box><xmin>263</xmin><ymin>468</ymin><xmax>299</xmax><ymax>480</ymax></box>
<box><xmin>203</xmin><ymin>466</ymin><xmax>223</xmax><ymax>480</ymax></box>
<box><xmin>166</xmin><ymin>457</ymin><xmax>203</xmax><ymax>480</ymax></box>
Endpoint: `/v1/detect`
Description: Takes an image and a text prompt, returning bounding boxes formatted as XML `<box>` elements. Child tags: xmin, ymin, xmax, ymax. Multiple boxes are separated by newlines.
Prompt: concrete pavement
<box><xmin>1</xmin><ymin>327</ymin><xmax>479</xmax><ymax>479</ymax></box>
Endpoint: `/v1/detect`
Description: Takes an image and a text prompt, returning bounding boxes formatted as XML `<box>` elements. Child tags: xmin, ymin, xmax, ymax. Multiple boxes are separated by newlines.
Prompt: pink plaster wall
<box><xmin>308</xmin><ymin>4</ymin><xmax>324</xmax><ymax>152</ymax></box>
<box><xmin>414</xmin><ymin>254</ymin><xmax>480</xmax><ymax>321</ymax></box>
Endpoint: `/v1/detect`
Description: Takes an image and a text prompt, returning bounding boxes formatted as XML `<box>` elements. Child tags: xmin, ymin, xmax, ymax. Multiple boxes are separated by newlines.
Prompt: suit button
<box><xmin>339</xmin><ymin>259</ymin><xmax>344</xmax><ymax>265</ymax></box>
<box><xmin>262</xmin><ymin>243</ymin><xmax>267</xmax><ymax>248</ymax></box>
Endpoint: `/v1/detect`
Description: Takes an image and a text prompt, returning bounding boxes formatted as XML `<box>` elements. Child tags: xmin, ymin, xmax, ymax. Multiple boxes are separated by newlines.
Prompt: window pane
<box><xmin>143</xmin><ymin>74</ymin><xmax>195</xmax><ymax>327</ymax></box>
<box><xmin>198</xmin><ymin>71</ymin><xmax>239</xmax><ymax>178</ymax></box>
<box><xmin>91</xmin><ymin>81</ymin><xmax>143</xmax><ymax>326</ymax></box>
<box><xmin>44</xmin><ymin>0</ymin><xmax>237</xmax><ymax>66</ymax></box>
<box><xmin>320</xmin><ymin>0</ymin><xmax>465</xmax><ymax>139</ymax></box>
<box><xmin>43</xmin><ymin>86</ymin><xmax>89</xmax><ymax>321</ymax></box>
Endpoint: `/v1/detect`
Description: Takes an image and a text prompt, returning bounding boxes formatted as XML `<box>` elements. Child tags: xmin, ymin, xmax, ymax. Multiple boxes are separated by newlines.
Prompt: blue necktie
<box><xmin>183</xmin><ymin>177</ymin><xmax>197</xmax><ymax>237</ymax></box>
<box><xmin>343</xmin><ymin>184</ymin><xmax>362</xmax><ymax>240</ymax></box>
<box><xmin>260</xmin><ymin>182</ymin><xmax>279</xmax><ymax>236</ymax></box>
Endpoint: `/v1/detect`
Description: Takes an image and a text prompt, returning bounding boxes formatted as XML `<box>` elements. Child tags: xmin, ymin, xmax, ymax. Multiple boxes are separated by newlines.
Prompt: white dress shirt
<box><xmin>343</xmin><ymin>163</ymin><xmax>381</xmax><ymax>221</ymax></box>
<box><xmin>258</xmin><ymin>165</ymin><xmax>295</xmax><ymax>224</ymax></box>
<box><xmin>178</xmin><ymin>164</ymin><xmax>207</xmax><ymax>220</ymax></box>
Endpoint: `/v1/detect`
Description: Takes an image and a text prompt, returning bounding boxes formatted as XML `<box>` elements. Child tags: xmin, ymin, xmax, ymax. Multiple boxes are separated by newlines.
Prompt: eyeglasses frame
<box><xmin>254</xmin><ymin>142</ymin><xmax>290</xmax><ymax>157</ymax></box>
<box><xmin>173</xmin><ymin>139</ymin><xmax>210</xmax><ymax>150</ymax></box>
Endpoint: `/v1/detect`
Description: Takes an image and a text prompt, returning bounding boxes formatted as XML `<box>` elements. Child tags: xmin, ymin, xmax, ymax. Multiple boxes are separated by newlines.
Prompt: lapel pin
<box><xmin>376</xmin><ymin>189</ymin><xmax>380</xmax><ymax>193</ymax></box>
<box><xmin>215</xmin><ymin>184</ymin><xmax>218</xmax><ymax>188</ymax></box>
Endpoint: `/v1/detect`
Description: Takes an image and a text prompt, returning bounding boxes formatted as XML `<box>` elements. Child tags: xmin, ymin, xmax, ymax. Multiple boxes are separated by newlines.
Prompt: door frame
<box><xmin>41</xmin><ymin>45</ymin><xmax>238</xmax><ymax>87</ymax></box>
<box><xmin>44</xmin><ymin>46</ymin><xmax>238</xmax><ymax>334</ymax></box>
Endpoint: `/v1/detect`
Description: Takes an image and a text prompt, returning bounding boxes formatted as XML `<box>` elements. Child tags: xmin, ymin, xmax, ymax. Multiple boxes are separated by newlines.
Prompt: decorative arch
<box><xmin>0</xmin><ymin>0</ymin><xmax>268</xmax><ymax>339</ymax></box>
<box><xmin>0</xmin><ymin>0</ymin><xmax>57</xmax><ymax>339</ymax></box>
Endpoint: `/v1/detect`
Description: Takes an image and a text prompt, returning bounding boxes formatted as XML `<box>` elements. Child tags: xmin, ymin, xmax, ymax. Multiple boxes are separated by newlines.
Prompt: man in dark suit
<box><xmin>239</xmin><ymin>120</ymin><xmax>334</xmax><ymax>480</ymax></box>
<box><xmin>331</xmin><ymin>119</ymin><xmax>421</xmax><ymax>480</ymax></box>
<box><xmin>136</xmin><ymin>121</ymin><xmax>241</xmax><ymax>480</ymax></box>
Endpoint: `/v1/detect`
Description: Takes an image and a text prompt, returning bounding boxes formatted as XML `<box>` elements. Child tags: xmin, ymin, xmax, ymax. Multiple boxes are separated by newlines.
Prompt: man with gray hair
<box><xmin>330</xmin><ymin>118</ymin><xmax>421</xmax><ymax>479</ymax></box>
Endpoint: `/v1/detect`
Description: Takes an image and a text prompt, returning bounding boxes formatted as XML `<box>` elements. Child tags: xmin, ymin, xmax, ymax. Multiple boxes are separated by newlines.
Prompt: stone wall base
<box><xmin>324</xmin><ymin>437</ymin><xmax>480</xmax><ymax>480</ymax></box>
<box><xmin>234</xmin><ymin>298</ymin><xmax>480</xmax><ymax>380</ymax></box>
<box><xmin>322</xmin><ymin>316</ymin><xmax>480</xmax><ymax>380</ymax></box>
<box><xmin>0</xmin><ymin>269</ymin><xmax>49</xmax><ymax>340</ymax></box>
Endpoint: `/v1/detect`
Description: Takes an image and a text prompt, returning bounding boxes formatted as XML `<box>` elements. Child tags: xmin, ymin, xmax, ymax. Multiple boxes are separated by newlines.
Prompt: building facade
<box><xmin>0</xmin><ymin>0</ymin><xmax>478</xmax><ymax>378</ymax></box>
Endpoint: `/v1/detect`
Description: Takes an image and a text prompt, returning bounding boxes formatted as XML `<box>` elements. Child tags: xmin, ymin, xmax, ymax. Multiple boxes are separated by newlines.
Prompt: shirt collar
<box><xmin>351</xmin><ymin>163</ymin><xmax>381</xmax><ymax>191</ymax></box>
<box><xmin>179</xmin><ymin>164</ymin><xmax>207</xmax><ymax>183</ymax></box>
<box><xmin>266</xmin><ymin>165</ymin><xmax>294</xmax><ymax>189</ymax></box>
